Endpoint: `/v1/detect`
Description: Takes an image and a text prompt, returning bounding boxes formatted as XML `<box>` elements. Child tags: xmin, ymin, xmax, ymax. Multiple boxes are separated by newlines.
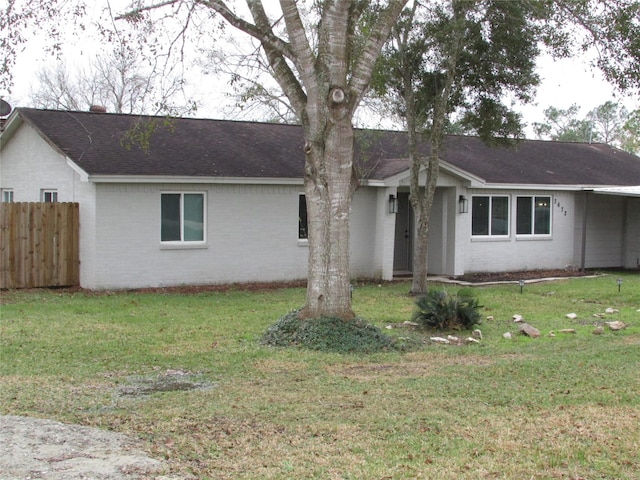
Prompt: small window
<box><xmin>517</xmin><ymin>196</ymin><xmax>551</xmax><ymax>235</ymax></box>
<box><xmin>161</xmin><ymin>192</ymin><xmax>205</xmax><ymax>242</ymax></box>
<box><xmin>1</xmin><ymin>189</ymin><xmax>13</xmax><ymax>203</ymax></box>
<box><xmin>41</xmin><ymin>190</ymin><xmax>58</xmax><ymax>202</ymax></box>
<box><xmin>298</xmin><ymin>194</ymin><xmax>308</xmax><ymax>240</ymax></box>
<box><xmin>472</xmin><ymin>196</ymin><xmax>509</xmax><ymax>236</ymax></box>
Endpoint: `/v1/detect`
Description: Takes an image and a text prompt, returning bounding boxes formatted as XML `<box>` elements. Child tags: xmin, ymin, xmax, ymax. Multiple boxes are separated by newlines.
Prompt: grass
<box><xmin>1</xmin><ymin>272</ymin><xmax>639</xmax><ymax>479</ymax></box>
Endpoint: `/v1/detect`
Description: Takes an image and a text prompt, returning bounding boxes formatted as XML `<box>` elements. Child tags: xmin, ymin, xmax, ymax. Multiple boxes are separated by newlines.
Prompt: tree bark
<box><xmin>299</xmin><ymin>111</ymin><xmax>357</xmax><ymax>319</ymax></box>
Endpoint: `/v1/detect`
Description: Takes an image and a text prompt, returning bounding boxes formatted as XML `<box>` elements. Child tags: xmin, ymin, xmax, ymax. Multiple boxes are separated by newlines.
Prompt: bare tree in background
<box><xmin>30</xmin><ymin>44</ymin><xmax>193</xmax><ymax>115</ymax></box>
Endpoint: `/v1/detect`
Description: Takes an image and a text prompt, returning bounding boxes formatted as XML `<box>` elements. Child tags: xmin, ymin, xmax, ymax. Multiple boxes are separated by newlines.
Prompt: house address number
<box><xmin>553</xmin><ymin>198</ymin><xmax>568</xmax><ymax>216</ymax></box>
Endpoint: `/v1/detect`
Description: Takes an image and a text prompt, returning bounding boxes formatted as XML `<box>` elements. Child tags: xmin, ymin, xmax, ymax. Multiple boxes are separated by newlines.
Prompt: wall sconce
<box><xmin>389</xmin><ymin>194</ymin><xmax>398</xmax><ymax>214</ymax></box>
<box><xmin>616</xmin><ymin>278</ymin><xmax>622</xmax><ymax>292</ymax></box>
<box><xmin>459</xmin><ymin>195</ymin><xmax>469</xmax><ymax>214</ymax></box>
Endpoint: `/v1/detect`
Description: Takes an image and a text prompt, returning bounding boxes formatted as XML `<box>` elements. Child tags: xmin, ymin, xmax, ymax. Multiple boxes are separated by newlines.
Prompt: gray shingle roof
<box><xmin>10</xmin><ymin>108</ymin><xmax>640</xmax><ymax>186</ymax></box>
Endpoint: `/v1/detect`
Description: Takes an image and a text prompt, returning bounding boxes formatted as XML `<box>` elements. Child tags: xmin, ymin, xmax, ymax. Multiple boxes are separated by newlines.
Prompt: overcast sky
<box><xmin>2</xmin><ymin>1</ymin><xmax>637</xmax><ymax>138</ymax></box>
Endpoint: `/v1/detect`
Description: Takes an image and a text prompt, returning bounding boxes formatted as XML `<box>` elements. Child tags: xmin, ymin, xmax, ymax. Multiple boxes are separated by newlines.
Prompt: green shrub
<box><xmin>261</xmin><ymin>310</ymin><xmax>396</xmax><ymax>353</ymax></box>
<box><xmin>412</xmin><ymin>288</ymin><xmax>482</xmax><ymax>331</ymax></box>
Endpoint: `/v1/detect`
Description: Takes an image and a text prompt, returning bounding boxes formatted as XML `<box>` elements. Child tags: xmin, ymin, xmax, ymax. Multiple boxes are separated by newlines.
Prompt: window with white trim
<box><xmin>41</xmin><ymin>190</ymin><xmax>58</xmax><ymax>202</ymax></box>
<box><xmin>472</xmin><ymin>195</ymin><xmax>509</xmax><ymax>236</ymax></box>
<box><xmin>1</xmin><ymin>189</ymin><xmax>13</xmax><ymax>203</ymax></box>
<box><xmin>516</xmin><ymin>196</ymin><xmax>551</xmax><ymax>235</ymax></box>
<box><xmin>161</xmin><ymin>193</ymin><xmax>205</xmax><ymax>242</ymax></box>
<box><xmin>298</xmin><ymin>194</ymin><xmax>308</xmax><ymax>240</ymax></box>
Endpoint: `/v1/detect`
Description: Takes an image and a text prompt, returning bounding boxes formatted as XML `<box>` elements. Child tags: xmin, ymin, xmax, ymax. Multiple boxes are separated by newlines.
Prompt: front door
<box><xmin>393</xmin><ymin>192</ymin><xmax>413</xmax><ymax>273</ymax></box>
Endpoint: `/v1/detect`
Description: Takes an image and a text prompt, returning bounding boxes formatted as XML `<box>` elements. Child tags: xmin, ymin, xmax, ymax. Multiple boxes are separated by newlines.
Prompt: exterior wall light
<box><xmin>459</xmin><ymin>195</ymin><xmax>469</xmax><ymax>214</ymax></box>
<box><xmin>389</xmin><ymin>194</ymin><xmax>398</xmax><ymax>214</ymax></box>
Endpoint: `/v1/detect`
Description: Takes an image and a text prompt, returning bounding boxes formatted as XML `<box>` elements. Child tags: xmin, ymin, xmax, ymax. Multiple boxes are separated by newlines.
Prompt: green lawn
<box><xmin>1</xmin><ymin>272</ymin><xmax>639</xmax><ymax>479</ymax></box>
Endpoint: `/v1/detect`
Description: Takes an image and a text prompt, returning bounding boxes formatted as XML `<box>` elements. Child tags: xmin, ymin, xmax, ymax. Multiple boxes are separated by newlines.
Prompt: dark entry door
<box><xmin>393</xmin><ymin>193</ymin><xmax>413</xmax><ymax>273</ymax></box>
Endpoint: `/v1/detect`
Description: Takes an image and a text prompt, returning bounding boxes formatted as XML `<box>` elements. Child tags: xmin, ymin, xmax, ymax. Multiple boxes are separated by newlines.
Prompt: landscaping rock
<box><xmin>558</xmin><ymin>329</ymin><xmax>577</xmax><ymax>334</ymax></box>
<box><xmin>519</xmin><ymin>323</ymin><xmax>541</xmax><ymax>338</ymax></box>
<box><xmin>566</xmin><ymin>313</ymin><xmax>577</xmax><ymax>320</ymax></box>
<box><xmin>503</xmin><ymin>332</ymin><xmax>512</xmax><ymax>339</ymax></box>
<box><xmin>605</xmin><ymin>321</ymin><xmax>627</xmax><ymax>331</ymax></box>
<box><xmin>465</xmin><ymin>337</ymin><xmax>480</xmax><ymax>344</ymax></box>
<box><xmin>486</xmin><ymin>315</ymin><xmax>494</xmax><ymax>321</ymax></box>
<box><xmin>430</xmin><ymin>337</ymin><xmax>450</xmax><ymax>344</ymax></box>
<box><xmin>605</xmin><ymin>308</ymin><xmax>619</xmax><ymax>314</ymax></box>
<box><xmin>472</xmin><ymin>329</ymin><xmax>483</xmax><ymax>340</ymax></box>
<box><xmin>513</xmin><ymin>314</ymin><xmax>524</xmax><ymax>323</ymax></box>
<box><xmin>593</xmin><ymin>326</ymin><xmax>605</xmax><ymax>335</ymax></box>
<box><xmin>0</xmin><ymin>416</ymin><xmax>165</xmax><ymax>480</ymax></box>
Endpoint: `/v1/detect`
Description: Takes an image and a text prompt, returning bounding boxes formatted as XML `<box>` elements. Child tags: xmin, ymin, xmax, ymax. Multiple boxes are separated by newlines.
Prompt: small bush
<box><xmin>261</xmin><ymin>310</ymin><xmax>396</xmax><ymax>353</ymax></box>
<box><xmin>412</xmin><ymin>288</ymin><xmax>482</xmax><ymax>331</ymax></box>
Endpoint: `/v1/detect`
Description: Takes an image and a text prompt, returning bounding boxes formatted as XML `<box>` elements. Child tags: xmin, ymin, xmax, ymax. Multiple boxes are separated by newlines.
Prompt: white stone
<box><xmin>402</xmin><ymin>321</ymin><xmax>419</xmax><ymax>327</ymax></box>
<box><xmin>605</xmin><ymin>321</ymin><xmax>627</xmax><ymax>331</ymax></box>
<box><xmin>465</xmin><ymin>337</ymin><xmax>480</xmax><ymax>344</ymax></box>
<box><xmin>566</xmin><ymin>313</ymin><xmax>577</xmax><ymax>320</ymax></box>
<box><xmin>385</xmin><ymin>325</ymin><xmax>393</xmax><ymax>330</ymax></box>
<box><xmin>513</xmin><ymin>314</ymin><xmax>524</xmax><ymax>323</ymax></box>
<box><xmin>486</xmin><ymin>315</ymin><xmax>494</xmax><ymax>321</ymax></box>
<box><xmin>558</xmin><ymin>329</ymin><xmax>577</xmax><ymax>334</ymax></box>
<box><xmin>447</xmin><ymin>335</ymin><xmax>460</xmax><ymax>343</ymax></box>
<box><xmin>503</xmin><ymin>332</ymin><xmax>512</xmax><ymax>339</ymax></box>
<box><xmin>430</xmin><ymin>337</ymin><xmax>450</xmax><ymax>344</ymax></box>
<box><xmin>472</xmin><ymin>329</ymin><xmax>483</xmax><ymax>340</ymax></box>
<box><xmin>605</xmin><ymin>308</ymin><xmax>619</xmax><ymax>314</ymax></box>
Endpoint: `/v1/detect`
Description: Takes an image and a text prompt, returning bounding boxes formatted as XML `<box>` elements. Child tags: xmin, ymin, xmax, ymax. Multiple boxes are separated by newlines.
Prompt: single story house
<box><xmin>1</xmin><ymin>107</ymin><xmax>639</xmax><ymax>289</ymax></box>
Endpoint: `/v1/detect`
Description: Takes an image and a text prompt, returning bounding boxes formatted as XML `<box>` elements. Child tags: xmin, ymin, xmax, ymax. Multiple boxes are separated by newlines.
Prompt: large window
<box><xmin>161</xmin><ymin>193</ymin><xmax>205</xmax><ymax>242</ymax></box>
<box><xmin>472</xmin><ymin>196</ymin><xmax>509</xmax><ymax>236</ymax></box>
<box><xmin>516</xmin><ymin>196</ymin><xmax>551</xmax><ymax>235</ymax></box>
<box><xmin>298</xmin><ymin>194</ymin><xmax>308</xmax><ymax>240</ymax></box>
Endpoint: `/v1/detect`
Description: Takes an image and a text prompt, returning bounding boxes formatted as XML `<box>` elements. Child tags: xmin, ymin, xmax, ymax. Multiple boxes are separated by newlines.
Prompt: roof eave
<box><xmin>87</xmin><ymin>175</ymin><xmax>306</xmax><ymax>185</ymax></box>
<box><xmin>0</xmin><ymin>109</ymin><xmax>25</xmax><ymax>148</ymax></box>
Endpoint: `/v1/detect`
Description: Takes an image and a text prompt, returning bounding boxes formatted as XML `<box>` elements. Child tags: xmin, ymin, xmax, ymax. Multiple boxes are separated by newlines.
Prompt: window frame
<box><xmin>1</xmin><ymin>189</ymin><xmax>14</xmax><ymax>203</ymax></box>
<box><xmin>298</xmin><ymin>193</ymin><xmax>309</xmax><ymax>242</ymax></box>
<box><xmin>160</xmin><ymin>192</ymin><xmax>206</xmax><ymax>245</ymax></box>
<box><xmin>471</xmin><ymin>195</ymin><xmax>510</xmax><ymax>238</ymax></box>
<box><xmin>298</xmin><ymin>193</ymin><xmax>309</xmax><ymax>243</ymax></box>
<box><xmin>41</xmin><ymin>189</ymin><xmax>58</xmax><ymax>202</ymax></box>
<box><xmin>516</xmin><ymin>195</ymin><xmax>552</xmax><ymax>237</ymax></box>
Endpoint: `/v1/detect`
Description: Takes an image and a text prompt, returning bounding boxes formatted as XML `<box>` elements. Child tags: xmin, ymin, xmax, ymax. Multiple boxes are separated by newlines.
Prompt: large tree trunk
<box><xmin>299</xmin><ymin>93</ymin><xmax>357</xmax><ymax>320</ymax></box>
<box><xmin>211</xmin><ymin>0</ymin><xmax>408</xmax><ymax>319</ymax></box>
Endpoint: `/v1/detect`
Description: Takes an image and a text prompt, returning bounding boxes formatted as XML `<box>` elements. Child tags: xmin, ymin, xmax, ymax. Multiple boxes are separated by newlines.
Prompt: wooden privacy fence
<box><xmin>0</xmin><ymin>202</ymin><xmax>80</xmax><ymax>289</ymax></box>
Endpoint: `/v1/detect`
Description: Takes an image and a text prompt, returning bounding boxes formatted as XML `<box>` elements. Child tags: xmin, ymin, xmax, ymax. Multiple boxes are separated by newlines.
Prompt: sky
<box><xmin>2</xmin><ymin>1</ymin><xmax>638</xmax><ymax>139</ymax></box>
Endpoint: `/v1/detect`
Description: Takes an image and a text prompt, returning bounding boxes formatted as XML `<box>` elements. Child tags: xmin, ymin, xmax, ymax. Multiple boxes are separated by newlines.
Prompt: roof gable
<box><xmin>6</xmin><ymin>108</ymin><xmax>640</xmax><ymax>187</ymax></box>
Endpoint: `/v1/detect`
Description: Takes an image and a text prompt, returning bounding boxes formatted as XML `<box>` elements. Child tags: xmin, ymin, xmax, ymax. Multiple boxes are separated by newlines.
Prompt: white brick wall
<box><xmin>0</xmin><ymin>126</ymin><xmax>77</xmax><ymax>202</ymax></box>
<box><xmin>86</xmin><ymin>183</ymin><xmax>389</xmax><ymax>289</ymax></box>
<box><xmin>583</xmin><ymin>194</ymin><xmax>625</xmax><ymax>268</ymax></box>
<box><xmin>463</xmin><ymin>190</ymin><xmax>577</xmax><ymax>273</ymax></box>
